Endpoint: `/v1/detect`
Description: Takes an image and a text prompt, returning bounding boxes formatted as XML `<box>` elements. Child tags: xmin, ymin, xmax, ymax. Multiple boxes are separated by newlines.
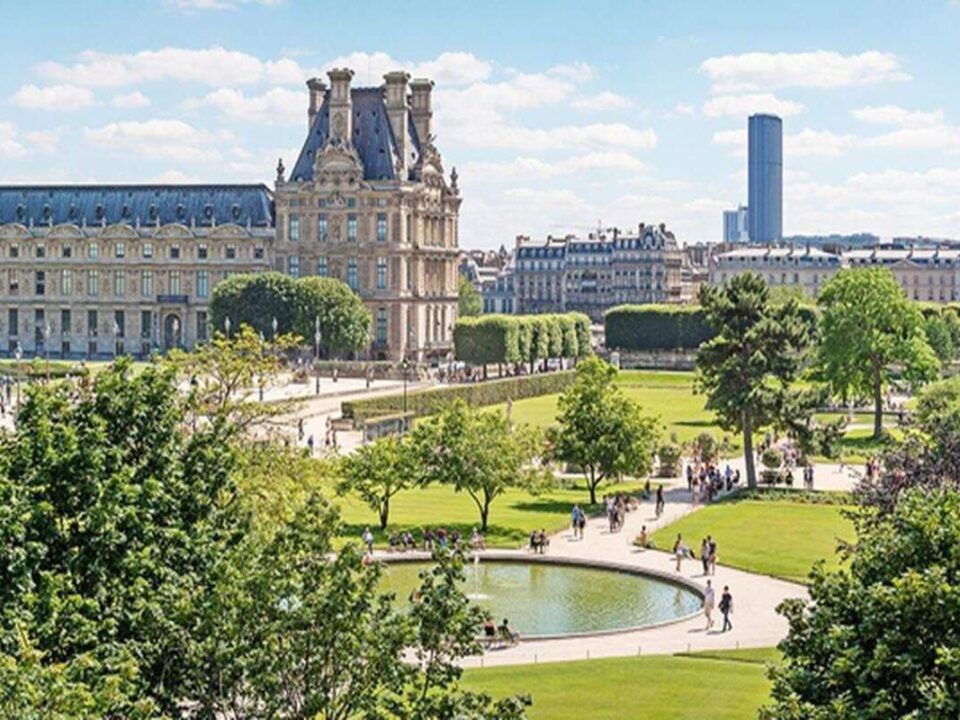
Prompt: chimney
<box><xmin>326</xmin><ymin>68</ymin><xmax>354</xmax><ymax>145</ymax></box>
<box><xmin>306</xmin><ymin>77</ymin><xmax>326</xmax><ymax>129</ymax></box>
<box><xmin>410</xmin><ymin>78</ymin><xmax>434</xmax><ymax>142</ymax></box>
<box><xmin>383</xmin><ymin>71</ymin><xmax>411</xmax><ymax>176</ymax></box>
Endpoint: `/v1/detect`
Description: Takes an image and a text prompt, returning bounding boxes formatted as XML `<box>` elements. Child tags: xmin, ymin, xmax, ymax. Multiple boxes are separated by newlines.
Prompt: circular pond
<box><xmin>379</xmin><ymin>560</ymin><xmax>702</xmax><ymax>638</ymax></box>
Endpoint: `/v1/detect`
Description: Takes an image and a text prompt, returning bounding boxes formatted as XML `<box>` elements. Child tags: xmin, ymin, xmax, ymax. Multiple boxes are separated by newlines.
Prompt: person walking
<box><xmin>571</xmin><ymin>504</ymin><xmax>583</xmax><ymax>540</ymax></box>
<box><xmin>720</xmin><ymin>586</ymin><xmax>733</xmax><ymax>632</ymax></box>
<box><xmin>673</xmin><ymin>534</ymin><xmax>684</xmax><ymax>573</ymax></box>
<box><xmin>297</xmin><ymin>418</ymin><xmax>305</xmax><ymax>442</ymax></box>
<box><xmin>700</xmin><ymin>538</ymin><xmax>710</xmax><ymax>575</ymax></box>
<box><xmin>307</xmin><ymin>434</ymin><xmax>315</xmax><ymax>455</ymax></box>
<box><xmin>702</xmin><ymin>579</ymin><xmax>716</xmax><ymax>630</ymax></box>
<box><xmin>655</xmin><ymin>484</ymin><xmax>665</xmax><ymax>518</ymax></box>
<box><xmin>707</xmin><ymin>536</ymin><xmax>718</xmax><ymax>576</ymax></box>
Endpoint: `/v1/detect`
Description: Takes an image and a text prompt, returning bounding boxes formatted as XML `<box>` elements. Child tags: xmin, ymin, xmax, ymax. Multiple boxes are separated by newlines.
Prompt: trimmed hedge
<box><xmin>454</xmin><ymin>313</ymin><xmax>592</xmax><ymax>365</ymax></box>
<box><xmin>341</xmin><ymin>370</ymin><xmax>576</xmax><ymax>422</ymax></box>
<box><xmin>0</xmin><ymin>361</ymin><xmax>90</xmax><ymax>379</ymax></box>
<box><xmin>605</xmin><ymin>305</ymin><xmax>715</xmax><ymax>351</ymax></box>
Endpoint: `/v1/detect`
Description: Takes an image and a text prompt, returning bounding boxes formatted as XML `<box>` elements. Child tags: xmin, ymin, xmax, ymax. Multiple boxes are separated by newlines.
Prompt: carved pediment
<box><xmin>99</xmin><ymin>223</ymin><xmax>139</xmax><ymax>239</ymax></box>
<box><xmin>314</xmin><ymin>140</ymin><xmax>365</xmax><ymax>186</ymax></box>
<box><xmin>209</xmin><ymin>223</ymin><xmax>248</xmax><ymax>238</ymax></box>
<box><xmin>155</xmin><ymin>223</ymin><xmax>192</xmax><ymax>239</ymax></box>
<box><xmin>0</xmin><ymin>223</ymin><xmax>30</xmax><ymax>239</ymax></box>
<box><xmin>49</xmin><ymin>223</ymin><xmax>84</xmax><ymax>239</ymax></box>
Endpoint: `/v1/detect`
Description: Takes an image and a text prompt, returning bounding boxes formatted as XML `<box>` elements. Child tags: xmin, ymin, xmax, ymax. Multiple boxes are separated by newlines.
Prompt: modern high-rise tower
<box><xmin>747</xmin><ymin>114</ymin><xmax>782</xmax><ymax>243</ymax></box>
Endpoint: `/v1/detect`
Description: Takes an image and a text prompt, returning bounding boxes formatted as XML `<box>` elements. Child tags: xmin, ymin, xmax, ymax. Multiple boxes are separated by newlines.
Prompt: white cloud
<box><xmin>547</xmin><ymin>62</ymin><xmax>595</xmax><ymax>83</ymax></box>
<box><xmin>673</xmin><ymin>102</ymin><xmax>695</xmax><ymax>116</ymax></box>
<box><xmin>700</xmin><ymin>50</ymin><xmax>910</xmax><ymax>93</ymax></box>
<box><xmin>702</xmin><ymin>93</ymin><xmax>804</xmax><ymax>118</ymax></box>
<box><xmin>851</xmin><ymin>104</ymin><xmax>944</xmax><ymax>127</ymax></box>
<box><xmin>457</xmin><ymin>121</ymin><xmax>656</xmax><ymax>151</ymax></box>
<box><xmin>148</xmin><ymin>169</ymin><xmax>204</xmax><ymax>183</ymax></box>
<box><xmin>182</xmin><ymin>86</ymin><xmax>303</xmax><ymax>125</ymax></box>
<box><xmin>10</xmin><ymin>84</ymin><xmax>95</xmax><ymax>110</ymax></box>
<box><xmin>860</xmin><ymin>125</ymin><xmax>960</xmax><ymax>153</ymax></box>
<box><xmin>571</xmin><ymin>91</ymin><xmax>633</xmax><ymax>111</ymax></box>
<box><xmin>462</xmin><ymin>152</ymin><xmax>646</xmax><ymax>182</ymax></box>
<box><xmin>0</xmin><ymin>123</ymin><xmax>59</xmax><ymax>157</ymax></box>
<box><xmin>323</xmin><ymin>51</ymin><xmax>491</xmax><ymax>86</ymax></box>
<box><xmin>713</xmin><ymin>127</ymin><xmax>857</xmax><ymax>157</ymax></box>
<box><xmin>164</xmin><ymin>0</ymin><xmax>284</xmax><ymax>10</ymax></box>
<box><xmin>83</xmin><ymin>119</ymin><xmax>229</xmax><ymax>161</ymax></box>
<box><xmin>111</xmin><ymin>91</ymin><xmax>151</xmax><ymax>108</ymax></box>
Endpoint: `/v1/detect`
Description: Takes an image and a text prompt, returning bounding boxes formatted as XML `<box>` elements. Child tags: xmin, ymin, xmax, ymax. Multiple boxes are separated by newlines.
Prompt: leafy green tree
<box><xmin>0</xmin><ymin>359</ymin><xmax>246</xmax><ymax>716</ymax></box>
<box><xmin>413</xmin><ymin>401</ymin><xmax>549</xmax><ymax>530</ymax></box>
<box><xmin>916</xmin><ymin>375</ymin><xmax>960</xmax><ymax>436</ymax></box>
<box><xmin>458</xmin><ymin>274</ymin><xmax>483</xmax><ymax>317</ymax></box>
<box><xmin>548</xmin><ymin>357</ymin><xmax>660</xmax><ymax>504</ymax></box>
<box><xmin>765</xmin><ymin>489</ymin><xmax>960</xmax><ymax>719</ymax></box>
<box><xmin>294</xmin><ymin>275</ymin><xmax>371</xmax><ymax>357</ymax></box>
<box><xmin>338</xmin><ymin>435</ymin><xmax>419</xmax><ymax>529</ymax></box>
<box><xmin>697</xmin><ymin>273</ymin><xmax>812</xmax><ymax>489</ymax></box>
<box><xmin>925</xmin><ymin>312</ymin><xmax>955</xmax><ymax>364</ymax></box>
<box><xmin>817</xmin><ymin>268</ymin><xmax>938</xmax><ymax>439</ymax></box>
<box><xmin>209</xmin><ymin>271</ymin><xmax>299</xmax><ymax>338</ymax></box>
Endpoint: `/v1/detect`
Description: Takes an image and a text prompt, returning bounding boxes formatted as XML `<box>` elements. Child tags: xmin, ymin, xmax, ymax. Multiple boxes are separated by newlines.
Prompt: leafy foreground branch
<box><xmin>0</xmin><ymin>360</ymin><xmax>528</xmax><ymax>719</ymax></box>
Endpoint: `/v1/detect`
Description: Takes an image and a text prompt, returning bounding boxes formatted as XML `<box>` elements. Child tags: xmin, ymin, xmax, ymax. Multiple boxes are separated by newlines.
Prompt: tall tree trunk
<box><xmin>480</xmin><ymin>503</ymin><xmax>489</xmax><ymax>532</ymax></box>
<box><xmin>379</xmin><ymin>498</ymin><xmax>389</xmax><ymax>530</ymax></box>
<box><xmin>873</xmin><ymin>361</ymin><xmax>883</xmax><ymax>440</ymax></box>
<box><xmin>588</xmin><ymin>470</ymin><xmax>598</xmax><ymax>505</ymax></box>
<box><xmin>742</xmin><ymin>410</ymin><xmax>757</xmax><ymax>490</ymax></box>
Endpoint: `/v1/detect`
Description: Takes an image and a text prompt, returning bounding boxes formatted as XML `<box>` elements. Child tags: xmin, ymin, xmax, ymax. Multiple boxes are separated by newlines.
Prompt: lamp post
<box><xmin>258</xmin><ymin>330</ymin><xmax>265</xmax><ymax>401</ymax></box>
<box><xmin>314</xmin><ymin>315</ymin><xmax>322</xmax><ymax>396</ymax></box>
<box><xmin>401</xmin><ymin>357</ymin><xmax>409</xmax><ymax>415</ymax></box>
<box><xmin>271</xmin><ymin>316</ymin><xmax>278</xmax><ymax>342</ymax></box>
<box><xmin>112</xmin><ymin>320</ymin><xmax>120</xmax><ymax>360</ymax></box>
<box><xmin>13</xmin><ymin>341</ymin><xmax>22</xmax><ymax>409</ymax></box>
<box><xmin>224</xmin><ymin>316</ymin><xmax>231</xmax><ymax>338</ymax></box>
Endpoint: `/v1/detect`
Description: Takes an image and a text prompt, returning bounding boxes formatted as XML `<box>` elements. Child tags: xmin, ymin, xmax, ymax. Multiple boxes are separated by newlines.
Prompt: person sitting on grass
<box><xmin>470</xmin><ymin>527</ymin><xmax>486</xmax><ymax>550</ymax></box>
<box><xmin>498</xmin><ymin>618</ymin><xmax>520</xmax><ymax>646</ymax></box>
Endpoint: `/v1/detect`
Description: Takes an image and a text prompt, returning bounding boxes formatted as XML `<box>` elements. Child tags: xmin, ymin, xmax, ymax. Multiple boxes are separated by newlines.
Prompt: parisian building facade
<box><xmin>0</xmin><ymin>68</ymin><xmax>460</xmax><ymax>361</ymax></box>
<box><xmin>513</xmin><ymin>223</ymin><xmax>685</xmax><ymax>322</ymax></box>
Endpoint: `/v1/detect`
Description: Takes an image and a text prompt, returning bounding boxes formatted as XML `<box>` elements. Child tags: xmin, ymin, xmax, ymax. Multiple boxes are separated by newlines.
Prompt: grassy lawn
<box><xmin>335</xmin><ymin>480</ymin><xmax>640</xmax><ymax>549</ymax></box>
<box><xmin>463</xmin><ymin>647</ymin><xmax>775</xmax><ymax>720</ymax></box>
<box><xmin>651</xmin><ymin>496</ymin><xmax>854</xmax><ymax>583</ymax></box>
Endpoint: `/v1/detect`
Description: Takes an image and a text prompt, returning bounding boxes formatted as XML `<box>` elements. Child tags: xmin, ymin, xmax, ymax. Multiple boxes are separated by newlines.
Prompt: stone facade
<box><xmin>0</xmin><ymin>68</ymin><xmax>461</xmax><ymax>361</ymax></box>
<box><xmin>275</xmin><ymin>69</ymin><xmax>461</xmax><ymax>361</ymax></box>
<box><xmin>0</xmin><ymin>186</ymin><xmax>272</xmax><ymax>358</ymax></box>
<box><xmin>514</xmin><ymin>224</ymin><xmax>684</xmax><ymax>322</ymax></box>
<box><xmin>709</xmin><ymin>245</ymin><xmax>843</xmax><ymax>296</ymax></box>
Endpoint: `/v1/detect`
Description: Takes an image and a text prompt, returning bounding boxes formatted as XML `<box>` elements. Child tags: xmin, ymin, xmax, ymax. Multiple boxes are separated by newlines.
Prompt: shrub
<box><xmin>604</xmin><ymin>304</ymin><xmax>715</xmax><ymax>351</ymax></box>
<box><xmin>657</xmin><ymin>441</ymin><xmax>683</xmax><ymax>477</ymax></box>
<box><xmin>690</xmin><ymin>432</ymin><xmax>719</xmax><ymax>463</ymax></box>
<box><xmin>341</xmin><ymin>371</ymin><xmax>576</xmax><ymax>422</ymax></box>
<box><xmin>0</xmin><ymin>360</ymin><xmax>90</xmax><ymax>379</ymax></box>
<box><xmin>761</xmin><ymin>448</ymin><xmax>783</xmax><ymax>470</ymax></box>
<box><xmin>453</xmin><ymin>313</ymin><xmax>593</xmax><ymax>366</ymax></box>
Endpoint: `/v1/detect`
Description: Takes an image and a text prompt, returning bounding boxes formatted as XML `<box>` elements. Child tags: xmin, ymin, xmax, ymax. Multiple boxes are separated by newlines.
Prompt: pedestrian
<box><xmin>703</xmin><ymin>579</ymin><xmax>716</xmax><ymax>630</ymax></box>
<box><xmin>685</xmin><ymin>464</ymin><xmax>693</xmax><ymax>490</ymax></box>
<box><xmin>297</xmin><ymin>418</ymin><xmax>305</xmax><ymax>441</ymax></box>
<box><xmin>720</xmin><ymin>586</ymin><xmax>733</xmax><ymax>632</ymax></box>
<box><xmin>673</xmin><ymin>534</ymin><xmax>684</xmax><ymax>573</ymax></box>
<box><xmin>708</xmin><ymin>536</ymin><xmax>717</xmax><ymax>575</ymax></box>
<box><xmin>700</xmin><ymin>538</ymin><xmax>710</xmax><ymax>575</ymax></box>
<box><xmin>362</xmin><ymin>526</ymin><xmax>374</xmax><ymax>555</ymax></box>
<box><xmin>655</xmin><ymin>484</ymin><xmax>665</xmax><ymax>517</ymax></box>
<box><xmin>307</xmin><ymin>434</ymin><xmax>315</xmax><ymax>454</ymax></box>
<box><xmin>571</xmin><ymin>504</ymin><xmax>583</xmax><ymax>539</ymax></box>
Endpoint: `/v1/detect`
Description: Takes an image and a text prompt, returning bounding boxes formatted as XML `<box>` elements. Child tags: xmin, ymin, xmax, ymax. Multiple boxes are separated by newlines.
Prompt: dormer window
<box><xmin>95</xmin><ymin>205</ymin><xmax>105</xmax><ymax>221</ymax></box>
<box><xmin>203</xmin><ymin>204</ymin><xmax>213</xmax><ymax>220</ymax></box>
<box><xmin>176</xmin><ymin>204</ymin><xmax>186</xmax><ymax>220</ymax></box>
<box><xmin>148</xmin><ymin>204</ymin><xmax>158</xmax><ymax>222</ymax></box>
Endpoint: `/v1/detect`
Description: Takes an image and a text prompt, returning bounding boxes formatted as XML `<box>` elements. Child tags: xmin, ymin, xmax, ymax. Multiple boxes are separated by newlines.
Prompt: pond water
<box><xmin>379</xmin><ymin>560</ymin><xmax>702</xmax><ymax>638</ymax></box>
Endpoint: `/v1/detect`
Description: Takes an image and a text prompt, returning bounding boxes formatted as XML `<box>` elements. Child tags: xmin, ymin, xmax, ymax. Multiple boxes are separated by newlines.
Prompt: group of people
<box><xmin>570</xmin><ymin>504</ymin><xmax>588</xmax><ymax>539</ymax></box>
<box><xmin>528</xmin><ymin>528</ymin><xmax>549</xmax><ymax>553</ymax></box>
<box><xmin>702</xmin><ymin>580</ymin><xmax>734</xmax><ymax>633</ymax></box>
<box><xmin>604</xmin><ymin>492</ymin><xmax>638</xmax><ymax>532</ymax></box>
<box><xmin>482</xmin><ymin>618</ymin><xmax>520</xmax><ymax>648</ymax></box>
<box><xmin>686</xmin><ymin>462</ymin><xmax>738</xmax><ymax>506</ymax></box>
<box><xmin>365</xmin><ymin>526</ymin><xmax>487</xmax><ymax>555</ymax></box>
<box><xmin>671</xmin><ymin>533</ymin><xmax>719</xmax><ymax>576</ymax></box>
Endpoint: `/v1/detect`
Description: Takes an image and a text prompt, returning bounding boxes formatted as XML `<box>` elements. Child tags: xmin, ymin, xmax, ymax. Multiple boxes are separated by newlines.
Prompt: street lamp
<box><xmin>401</xmin><ymin>357</ymin><xmax>409</xmax><ymax>415</ymax></box>
<box><xmin>13</xmin><ymin>341</ymin><xmax>22</xmax><ymax>409</ymax></box>
<box><xmin>224</xmin><ymin>315</ymin><xmax>231</xmax><ymax>338</ymax></box>
<box><xmin>314</xmin><ymin>315</ymin><xmax>322</xmax><ymax>396</ymax></box>
<box><xmin>271</xmin><ymin>316</ymin><xmax>278</xmax><ymax>341</ymax></box>
<box><xmin>112</xmin><ymin>320</ymin><xmax>120</xmax><ymax>360</ymax></box>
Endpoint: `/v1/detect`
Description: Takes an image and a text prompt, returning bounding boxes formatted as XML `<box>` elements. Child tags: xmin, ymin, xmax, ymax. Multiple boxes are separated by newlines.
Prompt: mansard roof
<box><xmin>0</xmin><ymin>184</ymin><xmax>274</xmax><ymax>228</ymax></box>
<box><xmin>289</xmin><ymin>87</ymin><xmax>422</xmax><ymax>183</ymax></box>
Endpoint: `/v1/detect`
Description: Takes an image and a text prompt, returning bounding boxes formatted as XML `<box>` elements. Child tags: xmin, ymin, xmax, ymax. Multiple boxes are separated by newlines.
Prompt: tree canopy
<box><xmin>696</xmin><ymin>273</ymin><xmax>813</xmax><ymax>489</ymax></box>
<box><xmin>338</xmin><ymin>434</ymin><xmax>419</xmax><ymax>529</ymax></box>
<box><xmin>548</xmin><ymin>356</ymin><xmax>660</xmax><ymax>504</ymax></box>
<box><xmin>294</xmin><ymin>275</ymin><xmax>372</xmax><ymax>356</ymax></box>
<box><xmin>765</xmin><ymin>488</ymin><xmax>960</xmax><ymax>719</ymax></box>
<box><xmin>458</xmin><ymin>274</ymin><xmax>483</xmax><ymax>317</ymax></box>
<box><xmin>817</xmin><ymin>268</ymin><xmax>938</xmax><ymax>438</ymax></box>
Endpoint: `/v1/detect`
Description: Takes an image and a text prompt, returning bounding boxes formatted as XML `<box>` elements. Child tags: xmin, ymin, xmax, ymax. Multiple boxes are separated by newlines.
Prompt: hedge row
<box><xmin>605</xmin><ymin>303</ymin><xmax>821</xmax><ymax>351</ymax></box>
<box><xmin>0</xmin><ymin>361</ymin><xmax>90</xmax><ymax>379</ymax></box>
<box><xmin>604</xmin><ymin>305</ymin><xmax>715</xmax><ymax>351</ymax></box>
<box><xmin>454</xmin><ymin>313</ymin><xmax>592</xmax><ymax>366</ymax></box>
<box><xmin>341</xmin><ymin>370</ymin><xmax>576</xmax><ymax>422</ymax></box>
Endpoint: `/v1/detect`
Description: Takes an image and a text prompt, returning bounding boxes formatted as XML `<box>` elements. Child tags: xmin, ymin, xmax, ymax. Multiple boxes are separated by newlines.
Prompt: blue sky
<box><xmin>3</xmin><ymin>0</ymin><xmax>960</xmax><ymax>248</ymax></box>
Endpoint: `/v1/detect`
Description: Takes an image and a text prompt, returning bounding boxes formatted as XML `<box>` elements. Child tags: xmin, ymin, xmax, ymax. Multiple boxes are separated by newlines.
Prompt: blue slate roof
<box><xmin>290</xmin><ymin>87</ymin><xmax>422</xmax><ymax>183</ymax></box>
<box><xmin>0</xmin><ymin>184</ymin><xmax>274</xmax><ymax>228</ymax></box>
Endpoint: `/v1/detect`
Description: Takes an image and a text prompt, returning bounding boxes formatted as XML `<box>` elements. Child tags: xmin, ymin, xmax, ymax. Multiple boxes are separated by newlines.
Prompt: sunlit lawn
<box><xmin>335</xmin><ymin>480</ymin><xmax>644</xmax><ymax>549</ymax></box>
<box><xmin>652</xmin><ymin>497</ymin><xmax>854</xmax><ymax>583</ymax></box>
<box><xmin>463</xmin><ymin>647</ymin><xmax>776</xmax><ymax>720</ymax></box>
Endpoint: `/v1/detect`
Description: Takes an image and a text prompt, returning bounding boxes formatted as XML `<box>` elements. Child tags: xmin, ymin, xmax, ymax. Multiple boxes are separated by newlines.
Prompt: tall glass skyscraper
<box><xmin>747</xmin><ymin>114</ymin><xmax>782</xmax><ymax>243</ymax></box>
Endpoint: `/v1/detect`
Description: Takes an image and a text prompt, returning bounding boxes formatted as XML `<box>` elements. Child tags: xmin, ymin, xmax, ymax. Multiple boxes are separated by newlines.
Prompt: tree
<box><xmin>548</xmin><ymin>357</ymin><xmax>660</xmax><ymax>504</ymax></box>
<box><xmin>294</xmin><ymin>276</ymin><xmax>371</xmax><ymax>357</ymax></box>
<box><xmin>412</xmin><ymin>401</ymin><xmax>549</xmax><ymax>531</ymax></box>
<box><xmin>209</xmin><ymin>271</ymin><xmax>299</xmax><ymax>338</ymax></box>
<box><xmin>458</xmin><ymin>275</ymin><xmax>483</xmax><ymax>317</ymax></box>
<box><xmin>924</xmin><ymin>311</ymin><xmax>956</xmax><ymax>364</ymax></box>
<box><xmin>697</xmin><ymin>273</ymin><xmax>812</xmax><ymax>489</ymax></box>
<box><xmin>338</xmin><ymin>435</ymin><xmax>419</xmax><ymax>529</ymax></box>
<box><xmin>817</xmin><ymin>268</ymin><xmax>938</xmax><ymax>439</ymax></box>
<box><xmin>764</xmin><ymin>489</ymin><xmax>960</xmax><ymax>719</ymax></box>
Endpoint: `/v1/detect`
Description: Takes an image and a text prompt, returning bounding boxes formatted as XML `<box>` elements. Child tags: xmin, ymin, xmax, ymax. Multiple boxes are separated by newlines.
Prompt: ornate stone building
<box><xmin>0</xmin><ymin>186</ymin><xmax>272</xmax><ymax>358</ymax></box>
<box><xmin>275</xmin><ymin>68</ymin><xmax>461</xmax><ymax>361</ymax></box>
<box><xmin>0</xmin><ymin>68</ymin><xmax>461</xmax><ymax>361</ymax></box>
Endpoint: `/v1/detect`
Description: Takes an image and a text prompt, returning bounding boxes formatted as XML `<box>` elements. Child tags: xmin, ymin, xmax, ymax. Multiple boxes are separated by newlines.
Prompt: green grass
<box><xmin>651</xmin><ymin>497</ymin><xmax>854</xmax><ymax>583</ymax></box>
<box><xmin>335</xmin><ymin>480</ymin><xmax>642</xmax><ymax>549</ymax></box>
<box><xmin>463</xmin><ymin>648</ymin><xmax>775</xmax><ymax>720</ymax></box>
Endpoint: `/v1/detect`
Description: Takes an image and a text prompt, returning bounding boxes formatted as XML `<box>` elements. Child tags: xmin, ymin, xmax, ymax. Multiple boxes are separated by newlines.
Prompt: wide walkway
<box><xmin>390</xmin><ymin>482</ymin><xmax>807</xmax><ymax>668</ymax></box>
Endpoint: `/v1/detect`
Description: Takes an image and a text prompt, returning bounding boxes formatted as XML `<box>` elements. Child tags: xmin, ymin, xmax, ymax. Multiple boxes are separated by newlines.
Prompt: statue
<box><xmin>450</xmin><ymin>166</ymin><xmax>459</xmax><ymax>194</ymax></box>
<box><xmin>276</xmin><ymin>157</ymin><xmax>286</xmax><ymax>184</ymax></box>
